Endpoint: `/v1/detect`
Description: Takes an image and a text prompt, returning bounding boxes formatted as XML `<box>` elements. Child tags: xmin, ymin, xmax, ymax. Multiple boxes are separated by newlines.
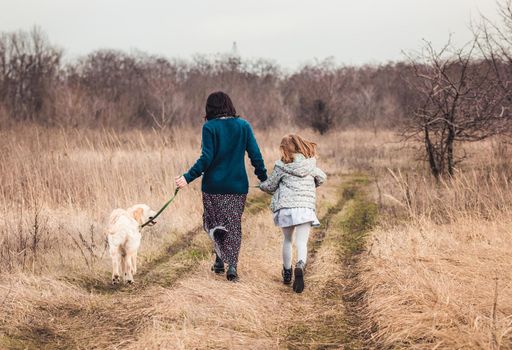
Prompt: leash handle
<box><xmin>140</xmin><ymin>187</ymin><xmax>180</xmax><ymax>228</ymax></box>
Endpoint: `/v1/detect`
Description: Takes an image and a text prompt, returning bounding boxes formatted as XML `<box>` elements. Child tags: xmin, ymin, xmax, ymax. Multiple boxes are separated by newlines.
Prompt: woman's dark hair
<box><xmin>205</xmin><ymin>91</ymin><xmax>238</xmax><ymax>120</ymax></box>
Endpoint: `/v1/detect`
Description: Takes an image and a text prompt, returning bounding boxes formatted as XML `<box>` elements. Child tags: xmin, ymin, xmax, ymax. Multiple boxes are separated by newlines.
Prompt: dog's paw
<box><xmin>112</xmin><ymin>275</ymin><xmax>121</xmax><ymax>285</ymax></box>
<box><xmin>127</xmin><ymin>279</ymin><xmax>134</xmax><ymax>284</ymax></box>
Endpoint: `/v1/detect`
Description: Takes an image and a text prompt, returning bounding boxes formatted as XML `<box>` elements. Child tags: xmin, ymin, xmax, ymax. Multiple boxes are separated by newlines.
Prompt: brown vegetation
<box><xmin>2</xmin><ymin>1</ymin><xmax>512</xmax><ymax>349</ymax></box>
<box><xmin>0</xmin><ymin>29</ymin><xmax>413</xmax><ymax>132</ymax></box>
<box><xmin>0</xmin><ymin>127</ymin><xmax>390</xmax><ymax>349</ymax></box>
<box><xmin>0</xmin><ymin>126</ymin><xmax>510</xmax><ymax>349</ymax></box>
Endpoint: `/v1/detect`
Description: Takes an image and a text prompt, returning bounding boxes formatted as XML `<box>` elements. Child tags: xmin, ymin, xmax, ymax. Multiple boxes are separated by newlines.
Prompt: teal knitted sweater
<box><xmin>183</xmin><ymin>117</ymin><xmax>268</xmax><ymax>194</ymax></box>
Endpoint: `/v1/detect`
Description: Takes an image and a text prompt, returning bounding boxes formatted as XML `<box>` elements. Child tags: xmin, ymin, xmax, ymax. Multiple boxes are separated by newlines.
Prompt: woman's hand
<box><xmin>175</xmin><ymin>175</ymin><xmax>188</xmax><ymax>189</ymax></box>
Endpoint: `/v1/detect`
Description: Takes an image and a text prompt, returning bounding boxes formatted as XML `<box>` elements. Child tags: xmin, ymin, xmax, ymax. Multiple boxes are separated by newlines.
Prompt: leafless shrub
<box><xmin>65</xmin><ymin>225</ymin><xmax>105</xmax><ymax>270</ymax></box>
<box><xmin>403</xmin><ymin>38</ymin><xmax>511</xmax><ymax>179</ymax></box>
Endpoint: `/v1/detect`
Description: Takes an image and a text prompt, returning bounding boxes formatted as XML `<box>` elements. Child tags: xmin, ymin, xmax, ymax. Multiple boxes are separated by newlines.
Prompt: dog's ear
<box><xmin>132</xmin><ymin>207</ymin><xmax>144</xmax><ymax>224</ymax></box>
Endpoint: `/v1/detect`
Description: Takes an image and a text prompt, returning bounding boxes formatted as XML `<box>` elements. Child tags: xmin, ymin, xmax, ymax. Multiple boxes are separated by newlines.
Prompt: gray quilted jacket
<box><xmin>259</xmin><ymin>154</ymin><xmax>327</xmax><ymax>212</ymax></box>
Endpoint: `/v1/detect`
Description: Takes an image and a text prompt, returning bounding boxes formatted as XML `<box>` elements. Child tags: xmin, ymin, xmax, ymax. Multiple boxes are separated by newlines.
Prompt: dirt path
<box><xmin>283</xmin><ymin>175</ymin><xmax>377</xmax><ymax>349</ymax></box>
<box><xmin>0</xmin><ymin>174</ymin><xmax>377</xmax><ymax>350</ymax></box>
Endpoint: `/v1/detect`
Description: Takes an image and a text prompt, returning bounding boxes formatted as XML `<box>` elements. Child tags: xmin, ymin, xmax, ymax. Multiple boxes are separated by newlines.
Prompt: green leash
<box><xmin>140</xmin><ymin>188</ymin><xmax>180</xmax><ymax>228</ymax></box>
<box><xmin>141</xmin><ymin>184</ymin><xmax>259</xmax><ymax>228</ymax></box>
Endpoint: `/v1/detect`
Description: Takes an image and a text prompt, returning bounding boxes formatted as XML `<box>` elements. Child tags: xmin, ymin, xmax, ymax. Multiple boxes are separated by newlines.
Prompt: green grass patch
<box><xmin>338</xmin><ymin>198</ymin><xmax>378</xmax><ymax>255</ymax></box>
<box><xmin>138</xmin><ymin>236</ymin><xmax>211</xmax><ymax>288</ymax></box>
<box><xmin>334</xmin><ymin>175</ymin><xmax>378</xmax><ymax>255</ymax></box>
<box><xmin>337</xmin><ymin>175</ymin><xmax>378</xmax><ymax>349</ymax></box>
<box><xmin>183</xmin><ymin>247</ymin><xmax>210</xmax><ymax>261</ymax></box>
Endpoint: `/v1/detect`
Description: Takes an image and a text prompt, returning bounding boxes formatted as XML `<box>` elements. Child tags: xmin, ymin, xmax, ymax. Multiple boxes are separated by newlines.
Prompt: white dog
<box><xmin>106</xmin><ymin>204</ymin><xmax>156</xmax><ymax>285</ymax></box>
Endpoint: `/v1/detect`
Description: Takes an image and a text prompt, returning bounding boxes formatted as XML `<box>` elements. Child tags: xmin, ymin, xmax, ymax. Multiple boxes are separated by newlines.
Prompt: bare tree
<box><xmin>404</xmin><ymin>39</ymin><xmax>510</xmax><ymax>179</ymax></box>
<box><xmin>476</xmin><ymin>0</ymin><xmax>512</xmax><ymax>104</ymax></box>
<box><xmin>0</xmin><ymin>27</ymin><xmax>61</xmax><ymax>122</ymax></box>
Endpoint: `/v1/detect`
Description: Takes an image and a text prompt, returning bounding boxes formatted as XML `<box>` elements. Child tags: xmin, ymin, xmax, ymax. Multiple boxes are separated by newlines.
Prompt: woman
<box><xmin>175</xmin><ymin>91</ymin><xmax>267</xmax><ymax>281</ymax></box>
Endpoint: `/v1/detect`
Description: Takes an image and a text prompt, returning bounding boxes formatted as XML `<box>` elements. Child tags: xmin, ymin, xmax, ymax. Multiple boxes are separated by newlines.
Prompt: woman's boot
<box><xmin>226</xmin><ymin>265</ymin><xmax>238</xmax><ymax>281</ymax></box>
<box><xmin>211</xmin><ymin>253</ymin><xmax>225</xmax><ymax>274</ymax></box>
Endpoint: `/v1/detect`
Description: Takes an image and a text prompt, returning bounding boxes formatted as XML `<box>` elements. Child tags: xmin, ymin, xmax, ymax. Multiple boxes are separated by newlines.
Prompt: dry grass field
<box><xmin>0</xmin><ymin>125</ymin><xmax>511</xmax><ymax>349</ymax></box>
<box><xmin>361</xmin><ymin>147</ymin><xmax>512</xmax><ymax>349</ymax></box>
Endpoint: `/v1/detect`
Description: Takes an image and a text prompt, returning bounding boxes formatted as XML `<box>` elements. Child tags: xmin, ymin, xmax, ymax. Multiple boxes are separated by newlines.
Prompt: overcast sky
<box><xmin>0</xmin><ymin>0</ymin><xmax>502</xmax><ymax>69</ymax></box>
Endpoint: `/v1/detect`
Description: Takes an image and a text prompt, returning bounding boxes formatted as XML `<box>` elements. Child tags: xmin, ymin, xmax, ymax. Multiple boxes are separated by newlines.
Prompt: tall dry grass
<box><xmin>0</xmin><ymin>126</ymin><xmax>203</xmax><ymax>273</ymax></box>
<box><xmin>361</xmin><ymin>139</ymin><xmax>512</xmax><ymax>349</ymax></box>
<box><xmin>0</xmin><ymin>125</ymin><xmax>400</xmax><ymax>275</ymax></box>
<box><xmin>3</xmin><ymin>124</ymin><xmax>511</xmax><ymax>349</ymax></box>
<box><xmin>0</xmin><ymin>176</ymin><xmax>352</xmax><ymax>349</ymax></box>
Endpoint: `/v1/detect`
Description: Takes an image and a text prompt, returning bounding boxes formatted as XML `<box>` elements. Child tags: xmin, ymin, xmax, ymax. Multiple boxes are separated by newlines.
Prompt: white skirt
<box><xmin>273</xmin><ymin>207</ymin><xmax>320</xmax><ymax>228</ymax></box>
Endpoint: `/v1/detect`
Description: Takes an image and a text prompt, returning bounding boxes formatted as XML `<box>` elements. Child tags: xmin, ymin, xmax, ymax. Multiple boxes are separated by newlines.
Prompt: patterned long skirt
<box><xmin>202</xmin><ymin>192</ymin><xmax>247</xmax><ymax>268</ymax></box>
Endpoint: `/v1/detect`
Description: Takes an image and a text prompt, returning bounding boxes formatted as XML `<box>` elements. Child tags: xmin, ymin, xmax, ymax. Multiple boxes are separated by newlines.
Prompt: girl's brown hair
<box><xmin>280</xmin><ymin>134</ymin><xmax>317</xmax><ymax>164</ymax></box>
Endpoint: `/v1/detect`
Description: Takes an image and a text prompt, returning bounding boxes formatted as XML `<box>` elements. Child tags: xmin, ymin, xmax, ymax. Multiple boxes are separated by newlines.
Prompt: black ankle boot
<box><xmin>293</xmin><ymin>260</ymin><xmax>305</xmax><ymax>293</ymax></box>
<box><xmin>282</xmin><ymin>266</ymin><xmax>293</xmax><ymax>285</ymax></box>
<box><xmin>226</xmin><ymin>265</ymin><xmax>238</xmax><ymax>281</ymax></box>
<box><xmin>211</xmin><ymin>254</ymin><xmax>225</xmax><ymax>274</ymax></box>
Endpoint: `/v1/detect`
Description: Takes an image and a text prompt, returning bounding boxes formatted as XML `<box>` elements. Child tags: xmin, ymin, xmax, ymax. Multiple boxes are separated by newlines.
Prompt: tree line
<box><xmin>0</xmin><ymin>27</ymin><xmax>414</xmax><ymax>131</ymax></box>
<box><xmin>2</xmin><ymin>1</ymin><xmax>512</xmax><ymax>179</ymax></box>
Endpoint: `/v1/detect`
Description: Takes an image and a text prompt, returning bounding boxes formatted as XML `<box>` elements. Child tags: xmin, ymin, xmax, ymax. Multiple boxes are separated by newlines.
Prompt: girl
<box><xmin>175</xmin><ymin>91</ymin><xmax>268</xmax><ymax>281</ymax></box>
<box><xmin>259</xmin><ymin>134</ymin><xmax>326</xmax><ymax>293</ymax></box>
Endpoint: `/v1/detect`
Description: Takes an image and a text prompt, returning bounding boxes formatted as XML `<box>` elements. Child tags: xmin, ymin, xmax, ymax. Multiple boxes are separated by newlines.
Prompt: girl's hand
<box><xmin>175</xmin><ymin>175</ymin><xmax>188</xmax><ymax>189</ymax></box>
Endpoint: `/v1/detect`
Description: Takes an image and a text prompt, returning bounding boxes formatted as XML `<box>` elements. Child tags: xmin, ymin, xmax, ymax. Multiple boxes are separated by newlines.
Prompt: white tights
<box><xmin>281</xmin><ymin>223</ymin><xmax>311</xmax><ymax>269</ymax></box>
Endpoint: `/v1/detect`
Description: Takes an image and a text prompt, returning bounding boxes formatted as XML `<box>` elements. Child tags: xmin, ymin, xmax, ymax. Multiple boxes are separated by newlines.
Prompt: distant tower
<box><xmin>229</xmin><ymin>41</ymin><xmax>241</xmax><ymax>69</ymax></box>
<box><xmin>231</xmin><ymin>41</ymin><xmax>239</xmax><ymax>56</ymax></box>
